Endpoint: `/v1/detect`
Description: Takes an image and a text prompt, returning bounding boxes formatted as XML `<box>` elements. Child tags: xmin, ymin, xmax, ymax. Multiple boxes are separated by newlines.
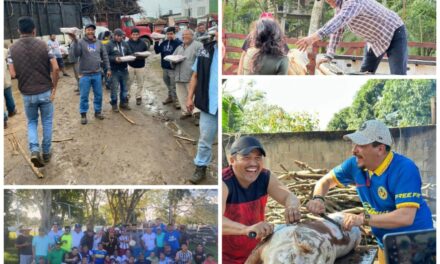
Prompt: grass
<box><xmin>4</xmin><ymin>245</ymin><xmax>18</xmax><ymax>264</ymax></box>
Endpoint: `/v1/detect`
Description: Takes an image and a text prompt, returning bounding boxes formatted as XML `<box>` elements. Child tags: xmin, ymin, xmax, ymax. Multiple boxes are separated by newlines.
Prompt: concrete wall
<box><xmin>223</xmin><ymin>125</ymin><xmax>436</xmax><ymax>213</ymax></box>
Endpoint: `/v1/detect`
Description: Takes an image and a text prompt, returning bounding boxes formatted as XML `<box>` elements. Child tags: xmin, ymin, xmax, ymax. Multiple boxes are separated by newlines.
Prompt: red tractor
<box><xmin>121</xmin><ymin>16</ymin><xmax>153</xmax><ymax>50</ymax></box>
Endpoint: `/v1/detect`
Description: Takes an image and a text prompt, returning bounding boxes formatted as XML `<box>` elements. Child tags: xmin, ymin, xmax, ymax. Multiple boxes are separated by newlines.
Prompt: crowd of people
<box><xmin>16</xmin><ymin>218</ymin><xmax>217</xmax><ymax>264</ymax></box>
<box><xmin>6</xmin><ymin>16</ymin><xmax>219</xmax><ymax>183</ymax></box>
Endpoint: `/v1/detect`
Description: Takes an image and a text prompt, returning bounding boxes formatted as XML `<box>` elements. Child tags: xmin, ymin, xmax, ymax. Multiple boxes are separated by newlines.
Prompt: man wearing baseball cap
<box><xmin>69</xmin><ymin>23</ymin><xmax>110</xmax><ymax>125</ymax></box>
<box><xmin>307</xmin><ymin>120</ymin><xmax>433</xmax><ymax>264</ymax></box>
<box><xmin>222</xmin><ymin>136</ymin><xmax>301</xmax><ymax>263</ymax></box>
<box><xmin>107</xmin><ymin>28</ymin><xmax>133</xmax><ymax>111</ymax></box>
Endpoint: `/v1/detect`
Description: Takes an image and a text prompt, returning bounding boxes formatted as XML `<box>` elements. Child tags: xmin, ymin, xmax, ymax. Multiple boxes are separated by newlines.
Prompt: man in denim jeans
<box><xmin>107</xmin><ymin>28</ymin><xmax>133</xmax><ymax>111</ymax></box>
<box><xmin>297</xmin><ymin>0</ymin><xmax>408</xmax><ymax>75</ymax></box>
<box><xmin>70</xmin><ymin>24</ymin><xmax>111</xmax><ymax>124</ymax></box>
<box><xmin>186</xmin><ymin>30</ymin><xmax>218</xmax><ymax>184</ymax></box>
<box><xmin>8</xmin><ymin>16</ymin><xmax>59</xmax><ymax>167</ymax></box>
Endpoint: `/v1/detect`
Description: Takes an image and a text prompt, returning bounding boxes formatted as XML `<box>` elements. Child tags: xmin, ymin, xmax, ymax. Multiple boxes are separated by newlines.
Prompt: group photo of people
<box><xmin>5</xmin><ymin>189</ymin><xmax>218</xmax><ymax>264</ymax></box>
<box><xmin>4</xmin><ymin>0</ymin><xmax>219</xmax><ymax>184</ymax></box>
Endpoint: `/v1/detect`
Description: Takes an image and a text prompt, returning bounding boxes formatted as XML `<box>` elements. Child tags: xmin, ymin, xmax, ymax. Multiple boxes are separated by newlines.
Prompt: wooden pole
<box><xmin>11</xmin><ymin>134</ymin><xmax>44</xmax><ymax>178</ymax></box>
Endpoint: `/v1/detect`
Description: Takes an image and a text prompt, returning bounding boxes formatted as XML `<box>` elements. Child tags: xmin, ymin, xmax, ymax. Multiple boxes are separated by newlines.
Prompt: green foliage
<box><xmin>327</xmin><ymin>79</ymin><xmax>436</xmax><ymax>130</ymax></box>
<box><xmin>327</xmin><ymin>107</ymin><xmax>351</xmax><ymax>130</ymax></box>
<box><xmin>222</xmin><ymin>83</ymin><xmax>319</xmax><ymax>133</ymax></box>
<box><xmin>241</xmin><ymin>104</ymin><xmax>319</xmax><ymax>133</ymax></box>
<box><xmin>375</xmin><ymin>80</ymin><xmax>436</xmax><ymax>126</ymax></box>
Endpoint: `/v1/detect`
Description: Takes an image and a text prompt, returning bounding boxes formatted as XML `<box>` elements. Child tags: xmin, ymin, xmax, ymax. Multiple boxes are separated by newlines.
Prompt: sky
<box><xmin>138</xmin><ymin>0</ymin><xmax>183</xmax><ymax>18</ymax></box>
<box><xmin>224</xmin><ymin>77</ymin><xmax>370</xmax><ymax>130</ymax></box>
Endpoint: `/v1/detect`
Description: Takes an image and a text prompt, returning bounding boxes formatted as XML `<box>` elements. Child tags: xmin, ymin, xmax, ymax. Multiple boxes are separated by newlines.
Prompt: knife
<box><xmin>248</xmin><ymin>223</ymin><xmax>292</xmax><ymax>238</ymax></box>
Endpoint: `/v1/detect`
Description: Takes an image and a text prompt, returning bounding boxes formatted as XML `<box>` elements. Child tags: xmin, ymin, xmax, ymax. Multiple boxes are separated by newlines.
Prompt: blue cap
<box><xmin>230</xmin><ymin>136</ymin><xmax>266</xmax><ymax>156</ymax></box>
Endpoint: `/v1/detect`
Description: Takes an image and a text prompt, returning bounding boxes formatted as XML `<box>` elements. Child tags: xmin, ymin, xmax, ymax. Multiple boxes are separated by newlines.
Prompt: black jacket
<box><xmin>106</xmin><ymin>40</ymin><xmax>133</xmax><ymax>72</ymax></box>
<box><xmin>194</xmin><ymin>41</ymin><xmax>216</xmax><ymax>114</ymax></box>
<box><xmin>154</xmin><ymin>39</ymin><xmax>182</xmax><ymax>70</ymax></box>
<box><xmin>127</xmin><ymin>39</ymin><xmax>148</xmax><ymax>68</ymax></box>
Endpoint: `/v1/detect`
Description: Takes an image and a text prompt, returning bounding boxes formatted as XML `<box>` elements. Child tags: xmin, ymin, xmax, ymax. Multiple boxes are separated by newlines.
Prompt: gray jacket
<box><xmin>173</xmin><ymin>40</ymin><xmax>203</xmax><ymax>83</ymax></box>
<box><xmin>71</xmin><ymin>37</ymin><xmax>110</xmax><ymax>75</ymax></box>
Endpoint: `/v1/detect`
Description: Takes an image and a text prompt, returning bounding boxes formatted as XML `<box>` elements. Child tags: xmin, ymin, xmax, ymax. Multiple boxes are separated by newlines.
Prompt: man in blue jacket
<box><xmin>154</xmin><ymin>27</ymin><xmax>182</xmax><ymax>109</ymax></box>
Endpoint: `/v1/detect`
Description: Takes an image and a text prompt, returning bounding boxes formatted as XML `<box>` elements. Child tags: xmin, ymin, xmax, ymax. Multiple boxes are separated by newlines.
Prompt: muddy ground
<box><xmin>4</xmin><ymin>52</ymin><xmax>218</xmax><ymax>185</ymax></box>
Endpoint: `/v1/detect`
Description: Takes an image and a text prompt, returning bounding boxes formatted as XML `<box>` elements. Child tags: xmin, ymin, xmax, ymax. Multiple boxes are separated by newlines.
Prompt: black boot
<box><xmin>31</xmin><ymin>151</ymin><xmax>45</xmax><ymax>168</ymax></box>
<box><xmin>190</xmin><ymin>166</ymin><xmax>207</xmax><ymax>184</ymax></box>
<box><xmin>81</xmin><ymin>113</ymin><xmax>87</xmax><ymax>125</ymax></box>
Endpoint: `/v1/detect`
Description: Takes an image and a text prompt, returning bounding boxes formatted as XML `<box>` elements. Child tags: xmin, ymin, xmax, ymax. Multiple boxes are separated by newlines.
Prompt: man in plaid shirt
<box><xmin>175</xmin><ymin>243</ymin><xmax>193</xmax><ymax>264</ymax></box>
<box><xmin>297</xmin><ymin>0</ymin><xmax>407</xmax><ymax>75</ymax></box>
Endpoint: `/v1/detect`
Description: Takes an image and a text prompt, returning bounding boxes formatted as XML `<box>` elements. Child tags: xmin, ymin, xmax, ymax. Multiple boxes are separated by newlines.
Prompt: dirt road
<box><xmin>4</xmin><ymin>53</ymin><xmax>218</xmax><ymax>185</ymax></box>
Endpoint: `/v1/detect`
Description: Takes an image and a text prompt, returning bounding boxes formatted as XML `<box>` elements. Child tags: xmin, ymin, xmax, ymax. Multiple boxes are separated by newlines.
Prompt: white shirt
<box><xmin>71</xmin><ymin>230</ymin><xmax>84</xmax><ymax>248</ymax></box>
<box><xmin>141</xmin><ymin>232</ymin><xmax>156</xmax><ymax>251</ymax></box>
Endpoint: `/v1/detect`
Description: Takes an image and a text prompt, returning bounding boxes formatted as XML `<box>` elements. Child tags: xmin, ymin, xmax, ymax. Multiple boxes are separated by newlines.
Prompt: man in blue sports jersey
<box><xmin>307</xmin><ymin>119</ymin><xmax>433</xmax><ymax>264</ymax></box>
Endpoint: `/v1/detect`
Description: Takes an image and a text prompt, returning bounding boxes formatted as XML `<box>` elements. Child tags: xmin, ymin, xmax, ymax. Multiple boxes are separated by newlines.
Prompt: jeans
<box><xmin>162</xmin><ymin>69</ymin><xmax>176</xmax><ymax>99</ymax></box>
<box><xmin>360</xmin><ymin>25</ymin><xmax>408</xmax><ymax>75</ymax></box>
<box><xmin>103</xmin><ymin>66</ymin><xmax>112</xmax><ymax>89</ymax></box>
<box><xmin>22</xmin><ymin>90</ymin><xmax>53</xmax><ymax>154</ymax></box>
<box><xmin>79</xmin><ymin>73</ymin><xmax>103</xmax><ymax>114</ymax></box>
<box><xmin>111</xmin><ymin>70</ymin><xmax>129</xmax><ymax>105</ymax></box>
<box><xmin>4</xmin><ymin>86</ymin><xmax>16</xmax><ymax>115</ymax></box>
<box><xmin>20</xmin><ymin>255</ymin><xmax>33</xmax><ymax>264</ymax></box>
<box><xmin>194</xmin><ymin>111</ymin><xmax>218</xmax><ymax>166</ymax></box>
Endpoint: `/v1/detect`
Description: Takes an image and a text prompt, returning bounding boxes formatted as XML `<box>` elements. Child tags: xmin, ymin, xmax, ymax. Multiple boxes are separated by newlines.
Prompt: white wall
<box><xmin>181</xmin><ymin>0</ymin><xmax>210</xmax><ymax>17</ymax></box>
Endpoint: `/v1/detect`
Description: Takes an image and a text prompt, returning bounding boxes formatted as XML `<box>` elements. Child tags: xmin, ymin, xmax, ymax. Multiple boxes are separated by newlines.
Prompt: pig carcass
<box><xmin>245</xmin><ymin>213</ymin><xmax>361</xmax><ymax>264</ymax></box>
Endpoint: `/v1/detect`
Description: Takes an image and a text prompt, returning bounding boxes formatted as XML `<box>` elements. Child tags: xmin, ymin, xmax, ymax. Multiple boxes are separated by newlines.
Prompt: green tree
<box><xmin>327</xmin><ymin>79</ymin><xmax>436</xmax><ymax>130</ymax></box>
<box><xmin>375</xmin><ymin>80</ymin><xmax>436</xmax><ymax>126</ymax></box>
<box><xmin>327</xmin><ymin>107</ymin><xmax>351</xmax><ymax>130</ymax></box>
<box><xmin>241</xmin><ymin>103</ymin><xmax>319</xmax><ymax>133</ymax></box>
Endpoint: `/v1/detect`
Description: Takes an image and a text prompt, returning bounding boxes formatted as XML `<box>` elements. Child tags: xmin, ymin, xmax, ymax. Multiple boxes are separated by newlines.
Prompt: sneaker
<box><xmin>42</xmin><ymin>152</ymin><xmax>52</xmax><ymax>163</ymax></box>
<box><xmin>81</xmin><ymin>113</ymin><xmax>87</xmax><ymax>125</ymax></box>
<box><xmin>63</xmin><ymin>73</ymin><xmax>70</xmax><ymax>77</ymax></box>
<box><xmin>8</xmin><ymin>109</ymin><xmax>17</xmax><ymax>117</ymax></box>
<box><xmin>136</xmin><ymin>98</ymin><xmax>142</xmax><ymax>105</ymax></box>
<box><xmin>30</xmin><ymin>151</ymin><xmax>45</xmax><ymax>168</ymax></box>
<box><xmin>120</xmin><ymin>103</ymin><xmax>131</xmax><ymax>110</ymax></box>
<box><xmin>189</xmin><ymin>166</ymin><xmax>207</xmax><ymax>184</ymax></box>
<box><xmin>179</xmin><ymin>113</ymin><xmax>192</xmax><ymax>120</ymax></box>
<box><xmin>174</xmin><ymin>100</ymin><xmax>181</xmax><ymax>110</ymax></box>
<box><xmin>95</xmin><ymin>112</ymin><xmax>105</xmax><ymax>120</ymax></box>
<box><xmin>162</xmin><ymin>96</ymin><xmax>173</xmax><ymax>105</ymax></box>
<box><xmin>112</xmin><ymin>104</ymin><xmax>119</xmax><ymax>112</ymax></box>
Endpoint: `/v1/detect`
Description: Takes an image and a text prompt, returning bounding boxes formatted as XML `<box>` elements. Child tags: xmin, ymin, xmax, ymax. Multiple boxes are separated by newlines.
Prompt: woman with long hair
<box><xmin>243</xmin><ymin>18</ymin><xmax>289</xmax><ymax>75</ymax></box>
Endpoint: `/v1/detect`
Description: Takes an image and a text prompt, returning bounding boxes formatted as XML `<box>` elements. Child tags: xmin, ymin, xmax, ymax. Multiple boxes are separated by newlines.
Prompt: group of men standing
<box><xmin>7</xmin><ymin>16</ymin><xmax>218</xmax><ymax>183</ymax></box>
<box><xmin>16</xmin><ymin>219</ymin><xmax>216</xmax><ymax>264</ymax></box>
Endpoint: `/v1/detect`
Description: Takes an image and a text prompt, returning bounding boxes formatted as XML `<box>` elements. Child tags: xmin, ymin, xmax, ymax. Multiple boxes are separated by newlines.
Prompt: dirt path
<box><xmin>4</xmin><ymin>53</ymin><xmax>218</xmax><ymax>185</ymax></box>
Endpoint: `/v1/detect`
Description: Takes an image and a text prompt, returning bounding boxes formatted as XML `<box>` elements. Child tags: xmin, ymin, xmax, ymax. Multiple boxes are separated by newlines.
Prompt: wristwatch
<box><xmin>363</xmin><ymin>212</ymin><xmax>371</xmax><ymax>226</ymax></box>
<box><xmin>312</xmin><ymin>195</ymin><xmax>325</xmax><ymax>203</ymax></box>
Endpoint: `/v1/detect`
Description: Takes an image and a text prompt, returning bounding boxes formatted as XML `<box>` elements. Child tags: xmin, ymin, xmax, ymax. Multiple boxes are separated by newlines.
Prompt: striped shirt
<box><xmin>317</xmin><ymin>0</ymin><xmax>404</xmax><ymax>57</ymax></box>
<box><xmin>176</xmin><ymin>250</ymin><xmax>193</xmax><ymax>264</ymax></box>
<box><xmin>118</xmin><ymin>235</ymin><xmax>129</xmax><ymax>250</ymax></box>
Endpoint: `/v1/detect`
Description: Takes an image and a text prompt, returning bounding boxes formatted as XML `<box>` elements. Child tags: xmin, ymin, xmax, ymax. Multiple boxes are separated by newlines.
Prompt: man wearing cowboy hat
<box><xmin>307</xmin><ymin>119</ymin><xmax>433</xmax><ymax>264</ymax></box>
